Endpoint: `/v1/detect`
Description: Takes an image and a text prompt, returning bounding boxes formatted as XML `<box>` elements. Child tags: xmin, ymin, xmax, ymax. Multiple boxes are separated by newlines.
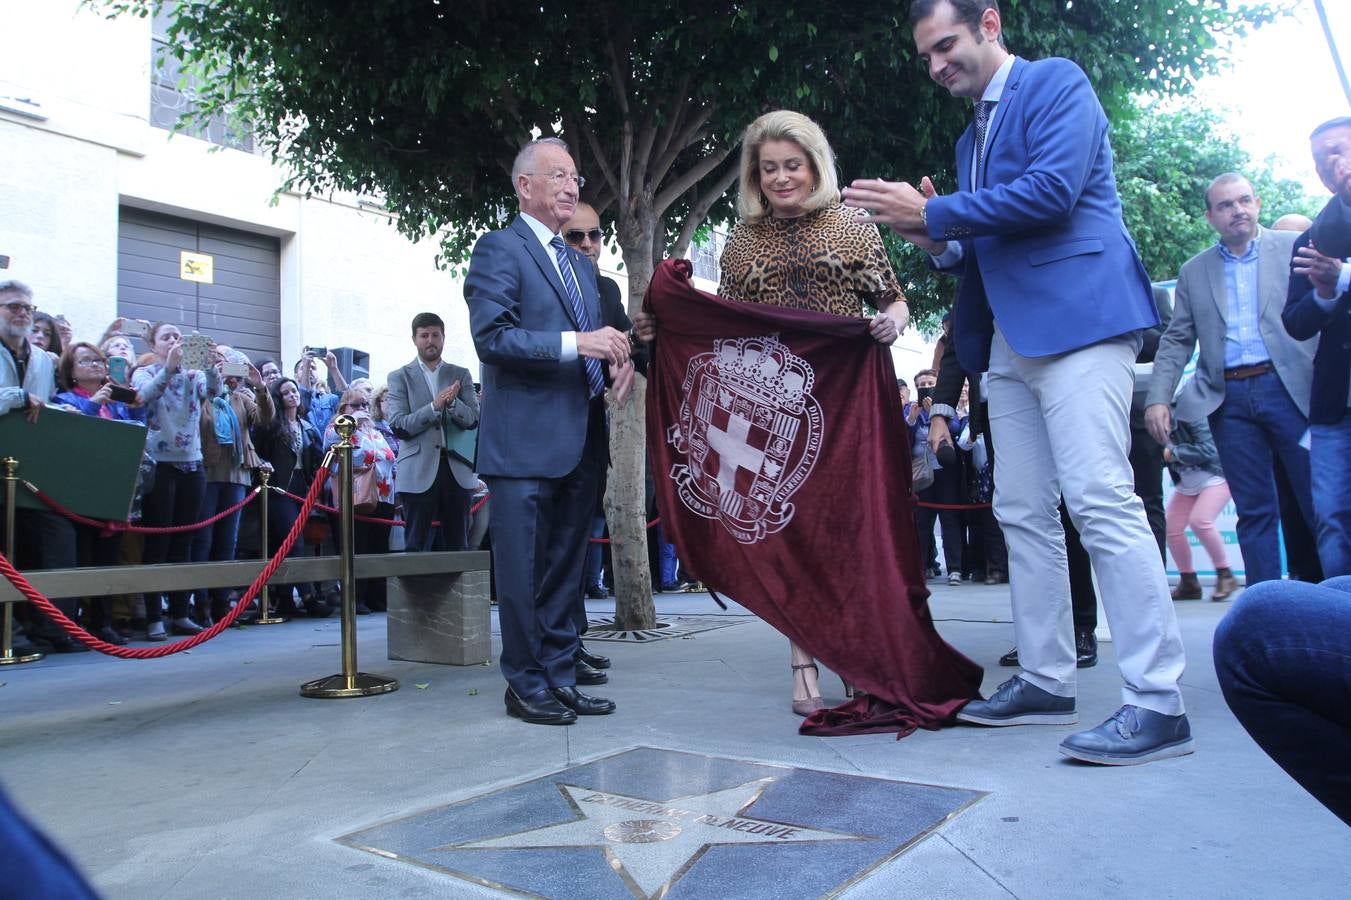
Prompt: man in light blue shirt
<box><xmin>1147</xmin><ymin>174</ymin><xmax>1316</xmax><ymax>586</ymax></box>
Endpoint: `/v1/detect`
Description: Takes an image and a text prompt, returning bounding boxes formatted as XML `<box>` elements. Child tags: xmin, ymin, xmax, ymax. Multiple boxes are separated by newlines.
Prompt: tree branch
<box><xmin>654</xmin><ymin>142</ymin><xmax>733</xmax><ymax>217</ymax></box>
<box><xmin>670</xmin><ymin>159</ymin><xmax>740</xmax><ymax>259</ymax></box>
<box><xmin>647</xmin><ymin>73</ymin><xmax>690</xmax><ymax>172</ymax></box>
<box><xmin>651</xmin><ymin>104</ymin><xmax>715</xmax><ymax>188</ymax></box>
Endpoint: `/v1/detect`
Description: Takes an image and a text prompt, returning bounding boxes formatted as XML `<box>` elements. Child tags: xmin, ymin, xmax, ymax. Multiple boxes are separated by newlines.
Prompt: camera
<box><xmin>304</xmin><ymin>345</ymin><xmax>328</xmax><ymax>358</ymax></box>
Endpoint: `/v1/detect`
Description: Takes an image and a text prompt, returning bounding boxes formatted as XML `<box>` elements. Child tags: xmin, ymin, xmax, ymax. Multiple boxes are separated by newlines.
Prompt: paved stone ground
<box><xmin>1</xmin><ymin>581</ymin><xmax>1348</xmax><ymax>898</ymax></box>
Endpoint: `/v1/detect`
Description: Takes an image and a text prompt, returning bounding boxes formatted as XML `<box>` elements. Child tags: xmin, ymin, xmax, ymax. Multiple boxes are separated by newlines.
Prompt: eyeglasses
<box><xmin>2</xmin><ymin>302</ymin><xmax>36</xmax><ymax>316</ymax></box>
<box><xmin>347</xmin><ymin>401</ymin><xmax>370</xmax><ymax>410</ymax></box>
<box><xmin>564</xmin><ymin>228</ymin><xmax>604</xmax><ymax>245</ymax></box>
<box><xmin>526</xmin><ymin>170</ymin><xmax>586</xmax><ymax>189</ymax></box>
<box><xmin>75</xmin><ymin>358</ymin><xmax>106</xmax><ymax>367</ymax></box>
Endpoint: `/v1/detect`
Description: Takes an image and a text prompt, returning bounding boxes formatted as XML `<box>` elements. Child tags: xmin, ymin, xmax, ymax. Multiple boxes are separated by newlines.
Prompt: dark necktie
<box><xmin>973</xmin><ymin>100</ymin><xmax>995</xmax><ymax>187</ymax></box>
<box><xmin>549</xmin><ymin>235</ymin><xmax>605</xmax><ymax>398</ymax></box>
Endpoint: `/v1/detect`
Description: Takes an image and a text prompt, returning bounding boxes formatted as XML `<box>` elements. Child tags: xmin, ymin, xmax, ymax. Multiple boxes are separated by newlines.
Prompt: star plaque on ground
<box><xmin>338</xmin><ymin>747</ymin><xmax>985</xmax><ymax>898</ymax></box>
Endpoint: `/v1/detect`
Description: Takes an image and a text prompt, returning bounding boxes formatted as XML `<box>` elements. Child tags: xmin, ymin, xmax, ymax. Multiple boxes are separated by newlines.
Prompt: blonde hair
<box><xmin>735</xmin><ymin>110</ymin><xmax>840</xmax><ymax>224</ymax></box>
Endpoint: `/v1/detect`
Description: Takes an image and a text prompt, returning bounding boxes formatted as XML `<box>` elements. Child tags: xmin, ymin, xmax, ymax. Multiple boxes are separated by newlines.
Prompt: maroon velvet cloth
<box><xmin>644</xmin><ymin>259</ymin><xmax>982</xmax><ymax>737</ymax></box>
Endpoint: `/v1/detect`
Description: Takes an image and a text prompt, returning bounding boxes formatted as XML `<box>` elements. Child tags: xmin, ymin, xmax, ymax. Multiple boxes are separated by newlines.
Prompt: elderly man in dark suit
<box><xmin>1147</xmin><ymin>174</ymin><xmax>1317</xmax><ymax>586</ymax></box>
<box><xmin>385</xmin><ymin>312</ymin><xmax>479</xmax><ymax>552</ymax></box>
<box><xmin>465</xmin><ymin>138</ymin><xmax>631</xmax><ymax>725</ymax></box>
<box><xmin>1282</xmin><ymin>116</ymin><xmax>1351</xmax><ymax>577</ymax></box>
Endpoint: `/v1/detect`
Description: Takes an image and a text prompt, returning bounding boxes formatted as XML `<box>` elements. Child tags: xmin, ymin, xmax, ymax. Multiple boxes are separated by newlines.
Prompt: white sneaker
<box><xmin>947</xmin><ymin>572</ymin><xmax>963</xmax><ymax>585</ymax></box>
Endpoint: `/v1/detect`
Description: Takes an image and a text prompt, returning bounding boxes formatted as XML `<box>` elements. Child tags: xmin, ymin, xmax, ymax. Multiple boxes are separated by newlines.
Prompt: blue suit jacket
<box><xmin>465</xmin><ymin>215</ymin><xmax>604</xmax><ymax>479</ymax></box>
<box><xmin>1282</xmin><ymin>222</ymin><xmax>1351</xmax><ymax>426</ymax></box>
<box><xmin>925</xmin><ymin>56</ymin><xmax>1158</xmax><ymax>373</ymax></box>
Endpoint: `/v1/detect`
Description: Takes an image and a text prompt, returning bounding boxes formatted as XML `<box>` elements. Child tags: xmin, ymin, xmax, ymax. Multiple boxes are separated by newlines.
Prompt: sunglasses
<box><xmin>564</xmin><ymin>228</ymin><xmax>604</xmax><ymax>245</ymax></box>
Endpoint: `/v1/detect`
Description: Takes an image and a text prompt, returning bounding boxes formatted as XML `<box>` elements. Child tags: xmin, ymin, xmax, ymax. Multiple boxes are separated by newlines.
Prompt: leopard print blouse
<box><xmin>717</xmin><ymin>204</ymin><xmax>904</xmax><ymax>317</ymax></box>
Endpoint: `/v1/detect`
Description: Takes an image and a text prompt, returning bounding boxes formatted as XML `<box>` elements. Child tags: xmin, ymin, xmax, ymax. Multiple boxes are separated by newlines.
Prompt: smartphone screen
<box><xmin>107</xmin><ymin>357</ymin><xmax>129</xmax><ymax>384</ymax></box>
<box><xmin>180</xmin><ymin>334</ymin><xmax>212</xmax><ymax>372</ymax></box>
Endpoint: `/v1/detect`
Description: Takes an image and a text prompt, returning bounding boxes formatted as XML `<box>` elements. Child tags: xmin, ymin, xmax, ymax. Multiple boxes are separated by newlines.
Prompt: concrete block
<box><xmin>386</xmin><ymin>570</ymin><xmax>490</xmax><ymax>666</ymax></box>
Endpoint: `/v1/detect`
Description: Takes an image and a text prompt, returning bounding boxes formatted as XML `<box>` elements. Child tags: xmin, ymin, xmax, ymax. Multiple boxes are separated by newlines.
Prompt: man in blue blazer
<box><xmin>464</xmin><ymin>138</ymin><xmax>631</xmax><ymax>725</ymax></box>
<box><xmin>1283</xmin><ymin>116</ymin><xmax>1351</xmax><ymax>577</ymax></box>
<box><xmin>843</xmin><ymin>0</ymin><xmax>1190</xmax><ymax>765</ymax></box>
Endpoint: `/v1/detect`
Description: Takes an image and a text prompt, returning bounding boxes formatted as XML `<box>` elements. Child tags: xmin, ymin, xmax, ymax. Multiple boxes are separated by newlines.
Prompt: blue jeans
<box><xmin>1207</xmin><ymin>372</ymin><xmax>1315</xmax><ymax>584</ymax></box>
<box><xmin>190</xmin><ymin>482</ymin><xmax>248</xmax><ymax>604</ymax></box>
<box><xmin>1214</xmin><ymin>576</ymin><xmax>1351</xmax><ymax>826</ymax></box>
<box><xmin>1310</xmin><ymin>418</ymin><xmax>1351</xmax><ymax>577</ymax></box>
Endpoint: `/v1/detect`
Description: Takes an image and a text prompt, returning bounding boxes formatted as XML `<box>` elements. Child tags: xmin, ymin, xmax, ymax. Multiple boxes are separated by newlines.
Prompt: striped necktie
<box><xmin>550</xmin><ymin>236</ymin><xmax>605</xmax><ymax>398</ymax></box>
<box><xmin>973</xmin><ymin>100</ymin><xmax>995</xmax><ymax>187</ymax></box>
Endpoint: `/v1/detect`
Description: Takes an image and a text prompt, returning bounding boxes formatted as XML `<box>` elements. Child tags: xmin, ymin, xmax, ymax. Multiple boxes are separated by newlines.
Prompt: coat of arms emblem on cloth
<box><xmin>667</xmin><ymin>335</ymin><xmax>824</xmax><ymax>544</ymax></box>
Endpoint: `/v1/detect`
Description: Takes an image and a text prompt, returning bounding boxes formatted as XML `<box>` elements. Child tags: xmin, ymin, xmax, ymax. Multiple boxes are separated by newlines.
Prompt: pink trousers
<box><xmin>1166</xmin><ymin>482</ymin><xmax>1232</xmax><ymax>571</ymax></box>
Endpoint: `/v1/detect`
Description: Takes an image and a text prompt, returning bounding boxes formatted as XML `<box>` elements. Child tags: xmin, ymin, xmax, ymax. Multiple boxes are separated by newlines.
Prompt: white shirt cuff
<box><xmin>1313</xmin><ymin>262</ymin><xmax>1351</xmax><ymax>304</ymax></box>
<box><xmin>930</xmin><ymin>242</ymin><xmax>963</xmax><ymax>267</ymax></box>
<box><xmin>560</xmin><ymin>331</ymin><xmax>578</xmax><ymax>362</ymax></box>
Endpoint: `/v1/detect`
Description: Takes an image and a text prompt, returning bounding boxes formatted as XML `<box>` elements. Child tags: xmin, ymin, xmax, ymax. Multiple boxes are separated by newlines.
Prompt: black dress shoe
<box><xmin>1076</xmin><ymin>630</ymin><xmax>1098</xmax><ymax>668</ymax></box>
<box><xmin>998</xmin><ymin>646</ymin><xmax>1019</xmax><ymax>667</ymax></box>
<box><xmin>575</xmin><ymin>658</ymin><xmax>609</xmax><ymax>685</ymax></box>
<box><xmin>550</xmin><ymin>685</ymin><xmax>616</xmax><ymax>715</ymax></box>
<box><xmin>585</xmin><ymin>584</ymin><xmax>610</xmax><ymax>600</ymax></box>
<box><xmin>505</xmin><ymin>687</ymin><xmax>577</xmax><ymax>725</ymax></box>
<box><xmin>577</xmin><ymin>642</ymin><xmax>611</xmax><ymax>670</ymax></box>
<box><xmin>47</xmin><ymin>635</ymin><xmax>90</xmax><ymax>653</ymax></box>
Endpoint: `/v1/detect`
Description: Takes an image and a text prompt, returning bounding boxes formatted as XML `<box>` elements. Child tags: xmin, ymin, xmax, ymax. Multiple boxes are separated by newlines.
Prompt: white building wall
<box><xmin>0</xmin><ymin>1</ymin><xmax>472</xmax><ymax>384</ymax></box>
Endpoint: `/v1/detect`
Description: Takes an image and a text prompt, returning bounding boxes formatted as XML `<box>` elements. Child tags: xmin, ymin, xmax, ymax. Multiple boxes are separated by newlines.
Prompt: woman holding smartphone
<box><xmin>56</xmin><ymin>342</ymin><xmax>143</xmax><ymax>645</ymax></box>
<box><xmin>132</xmin><ymin>322</ymin><xmax>220</xmax><ymax>639</ymax></box>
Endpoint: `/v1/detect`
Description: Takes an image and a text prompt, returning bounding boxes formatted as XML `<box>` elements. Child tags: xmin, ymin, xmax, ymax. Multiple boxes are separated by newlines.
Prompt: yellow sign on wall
<box><xmin>180</xmin><ymin>251</ymin><xmax>214</xmax><ymax>284</ymax></box>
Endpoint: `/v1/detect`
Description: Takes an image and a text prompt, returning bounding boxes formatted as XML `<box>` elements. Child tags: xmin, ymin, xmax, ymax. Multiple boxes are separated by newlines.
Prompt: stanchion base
<box><xmin>0</xmin><ymin>650</ymin><xmax>45</xmax><ymax>665</ymax></box>
<box><xmin>253</xmin><ymin>615</ymin><xmax>289</xmax><ymax>625</ymax></box>
<box><xmin>299</xmin><ymin>672</ymin><xmax>399</xmax><ymax>698</ymax></box>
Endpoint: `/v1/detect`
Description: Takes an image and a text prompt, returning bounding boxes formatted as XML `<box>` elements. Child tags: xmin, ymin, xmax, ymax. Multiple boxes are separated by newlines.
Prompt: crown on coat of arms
<box><xmin>708</xmin><ymin>335</ymin><xmax>813</xmax><ymax>410</ymax></box>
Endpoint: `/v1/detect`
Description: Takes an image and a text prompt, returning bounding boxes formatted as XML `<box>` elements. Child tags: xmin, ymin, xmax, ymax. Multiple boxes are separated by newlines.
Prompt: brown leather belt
<box><xmin>1224</xmin><ymin>361</ymin><xmax>1275</xmax><ymax>380</ymax></box>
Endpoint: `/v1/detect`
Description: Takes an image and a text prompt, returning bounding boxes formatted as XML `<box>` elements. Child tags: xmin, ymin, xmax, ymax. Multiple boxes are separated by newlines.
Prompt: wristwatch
<box><xmin>919</xmin><ymin>201</ymin><xmax>928</xmax><ymax>228</ymax></box>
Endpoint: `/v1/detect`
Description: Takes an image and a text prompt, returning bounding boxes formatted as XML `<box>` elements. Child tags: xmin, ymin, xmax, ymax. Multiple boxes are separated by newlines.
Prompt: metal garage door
<box><xmin>117</xmin><ymin>207</ymin><xmax>281</xmax><ymax>363</ymax></box>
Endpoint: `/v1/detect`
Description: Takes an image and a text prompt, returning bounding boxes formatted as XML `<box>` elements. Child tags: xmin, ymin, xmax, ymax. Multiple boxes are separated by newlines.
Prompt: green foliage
<box><xmin>100</xmin><ymin>0</ymin><xmax>1283</xmax><ymax>299</ymax></box>
<box><xmin>1113</xmin><ymin>98</ymin><xmax>1323</xmax><ymax>282</ymax></box>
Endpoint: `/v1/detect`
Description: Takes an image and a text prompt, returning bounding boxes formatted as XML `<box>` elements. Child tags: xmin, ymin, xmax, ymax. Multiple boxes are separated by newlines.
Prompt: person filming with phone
<box><xmin>132</xmin><ymin>322</ymin><xmax>221</xmax><ymax>640</ymax></box>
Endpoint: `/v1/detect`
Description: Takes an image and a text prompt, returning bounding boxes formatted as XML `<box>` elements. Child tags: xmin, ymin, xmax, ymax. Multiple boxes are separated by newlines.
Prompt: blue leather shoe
<box><xmin>1059</xmin><ymin>705</ymin><xmax>1195</xmax><ymax>765</ymax></box>
<box><xmin>956</xmin><ymin>676</ymin><xmax>1077</xmax><ymax>726</ymax></box>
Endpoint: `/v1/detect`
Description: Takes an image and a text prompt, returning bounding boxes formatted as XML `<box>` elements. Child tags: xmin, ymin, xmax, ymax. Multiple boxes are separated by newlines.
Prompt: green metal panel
<box><xmin>2</xmin><ymin>411</ymin><xmax>147</xmax><ymax>522</ymax></box>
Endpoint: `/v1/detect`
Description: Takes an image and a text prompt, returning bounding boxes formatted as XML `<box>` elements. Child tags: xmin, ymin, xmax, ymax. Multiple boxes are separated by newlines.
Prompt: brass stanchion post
<box><xmin>300</xmin><ymin>416</ymin><xmax>397</xmax><ymax>698</ymax></box>
<box><xmin>253</xmin><ymin>469</ymin><xmax>286</xmax><ymax>625</ymax></box>
<box><xmin>1</xmin><ymin>457</ymin><xmax>44</xmax><ymax>665</ymax></box>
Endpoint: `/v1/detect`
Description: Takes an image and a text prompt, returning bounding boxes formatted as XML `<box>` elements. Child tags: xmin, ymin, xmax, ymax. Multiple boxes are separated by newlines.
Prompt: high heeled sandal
<box><xmin>842</xmin><ymin>679</ymin><xmax>856</xmax><ymax>700</ymax></box>
<box><xmin>791</xmin><ymin>662</ymin><xmax>826</xmax><ymax>717</ymax></box>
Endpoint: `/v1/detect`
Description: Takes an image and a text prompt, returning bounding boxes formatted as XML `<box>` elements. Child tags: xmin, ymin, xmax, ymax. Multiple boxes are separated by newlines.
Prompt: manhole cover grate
<box><xmin>584</xmin><ymin>615</ymin><xmax>754</xmax><ymax>643</ymax></box>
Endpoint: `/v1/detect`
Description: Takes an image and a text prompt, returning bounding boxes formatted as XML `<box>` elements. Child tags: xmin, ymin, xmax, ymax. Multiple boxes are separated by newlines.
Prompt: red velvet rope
<box><xmin>273</xmin><ymin>484</ymin><xmax>657</xmax><ymax>542</ymax></box>
<box><xmin>0</xmin><ymin>469</ymin><xmax>331</xmax><ymax>659</ymax></box>
<box><xmin>272</xmin><ymin>487</ymin><xmax>490</xmax><ymax>526</ymax></box>
<box><xmin>23</xmin><ymin>482</ymin><xmax>259</xmax><ymax>534</ymax></box>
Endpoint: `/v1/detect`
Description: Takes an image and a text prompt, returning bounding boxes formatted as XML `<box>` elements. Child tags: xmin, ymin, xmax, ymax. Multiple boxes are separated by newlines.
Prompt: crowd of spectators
<box><xmin>0</xmin><ymin>284</ymin><xmax>491</xmax><ymax>654</ymax></box>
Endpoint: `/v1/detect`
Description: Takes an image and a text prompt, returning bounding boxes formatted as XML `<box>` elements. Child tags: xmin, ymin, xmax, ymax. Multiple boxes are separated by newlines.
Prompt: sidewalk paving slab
<box><xmin>1</xmin><ymin>582</ymin><xmax>1347</xmax><ymax>899</ymax></box>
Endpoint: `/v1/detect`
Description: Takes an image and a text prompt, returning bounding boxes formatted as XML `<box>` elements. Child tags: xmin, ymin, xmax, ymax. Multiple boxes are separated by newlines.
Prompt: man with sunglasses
<box><xmin>0</xmin><ymin>280</ymin><xmax>84</xmax><ymax>653</ymax></box>
<box><xmin>559</xmin><ymin>203</ymin><xmax>649</xmax><ymax>673</ymax></box>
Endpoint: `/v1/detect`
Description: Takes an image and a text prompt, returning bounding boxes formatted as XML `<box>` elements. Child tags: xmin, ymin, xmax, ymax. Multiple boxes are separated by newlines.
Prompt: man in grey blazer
<box><xmin>1146</xmin><ymin>173</ymin><xmax>1317</xmax><ymax>586</ymax></box>
<box><xmin>385</xmin><ymin>312</ymin><xmax>479</xmax><ymax>552</ymax></box>
<box><xmin>464</xmin><ymin>137</ymin><xmax>631</xmax><ymax>726</ymax></box>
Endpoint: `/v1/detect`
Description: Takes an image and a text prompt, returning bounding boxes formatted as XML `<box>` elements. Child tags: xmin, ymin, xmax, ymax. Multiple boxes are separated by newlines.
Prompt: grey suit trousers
<box><xmin>987</xmin><ymin>327</ymin><xmax>1187</xmax><ymax>715</ymax></box>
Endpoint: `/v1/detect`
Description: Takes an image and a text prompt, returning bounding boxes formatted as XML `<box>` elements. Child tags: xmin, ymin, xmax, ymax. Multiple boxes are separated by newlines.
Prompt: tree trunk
<box><xmin>606</xmin><ymin>225</ymin><xmax>657</xmax><ymax>631</ymax></box>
